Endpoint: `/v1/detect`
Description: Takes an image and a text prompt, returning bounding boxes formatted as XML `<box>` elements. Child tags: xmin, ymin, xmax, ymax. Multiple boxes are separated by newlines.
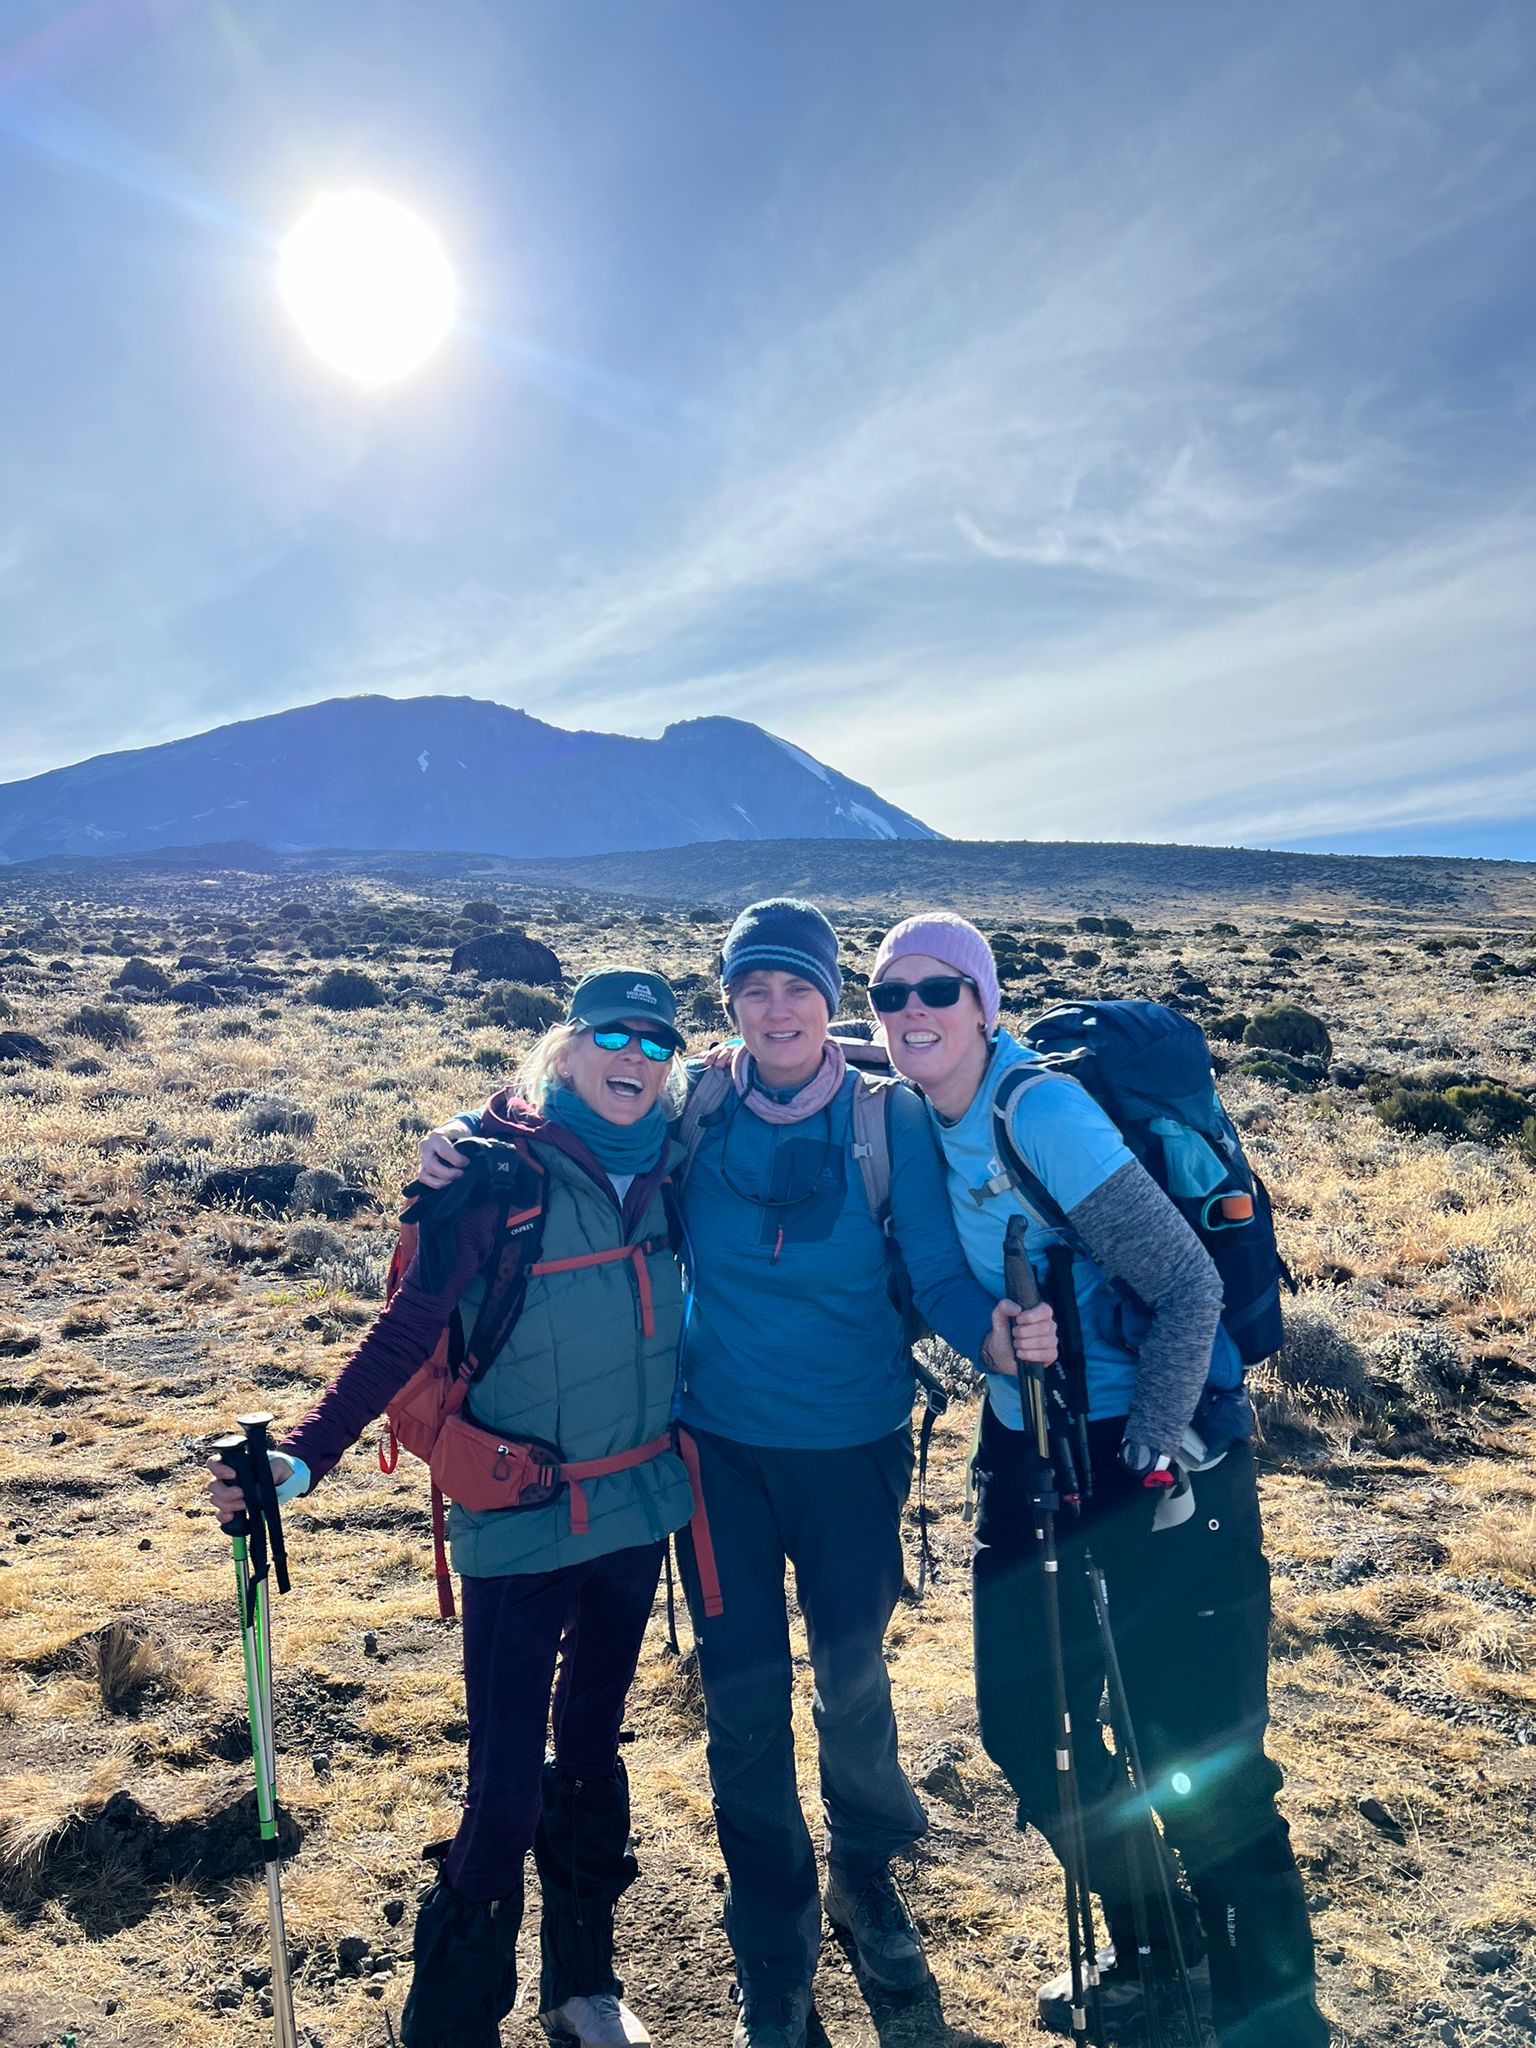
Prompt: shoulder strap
<box><xmin>672</xmin><ymin>1064</ymin><xmax>734</xmax><ymax>1187</ymax></box>
<box><xmin>850</xmin><ymin>1074</ymin><xmax>895</xmax><ymax>1224</ymax></box>
<box><xmin>459</xmin><ymin>1142</ymin><xmax>550</xmax><ymax>1378</ymax></box>
<box><xmin>990</xmin><ymin>1064</ymin><xmax>1078</xmax><ymax>1243</ymax></box>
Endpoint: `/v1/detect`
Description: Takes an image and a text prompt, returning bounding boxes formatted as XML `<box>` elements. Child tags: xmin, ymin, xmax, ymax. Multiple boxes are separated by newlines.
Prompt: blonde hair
<box><xmin>517</xmin><ymin>1021</ymin><xmax>689</xmax><ymax>1117</ymax></box>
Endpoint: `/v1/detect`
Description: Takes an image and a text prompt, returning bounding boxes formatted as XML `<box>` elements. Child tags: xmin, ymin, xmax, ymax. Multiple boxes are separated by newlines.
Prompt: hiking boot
<box><xmin>823</xmin><ymin>1866</ymin><xmax>930</xmax><ymax>1992</ymax></box>
<box><xmin>730</xmin><ymin>1981</ymin><xmax>812</xmax><ymax>2048</ymax></box>
<box><xmin>540</xmin><ymin>1993</ymin><xmax>652</xmax><ymax>2046</ymax></box>
<box><xmin>1037</xmin><ymin>1945</ymin><xmax>1202</xmax><ymax>2042</ymax></box>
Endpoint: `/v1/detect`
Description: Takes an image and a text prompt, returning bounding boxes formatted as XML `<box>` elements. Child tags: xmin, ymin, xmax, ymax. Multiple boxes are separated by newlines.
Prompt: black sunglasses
<box><xmin>868</xmin><ymin>975</ymin><xmax>978</xmax><ymax>1015</ymax></box>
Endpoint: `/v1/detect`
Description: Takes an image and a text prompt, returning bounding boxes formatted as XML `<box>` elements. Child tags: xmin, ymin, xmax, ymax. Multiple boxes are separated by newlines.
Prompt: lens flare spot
<box><xmin>1171</xmin><ymin>1770</ymin><xmax>1193</xmax><ymax>1797</ymax></box>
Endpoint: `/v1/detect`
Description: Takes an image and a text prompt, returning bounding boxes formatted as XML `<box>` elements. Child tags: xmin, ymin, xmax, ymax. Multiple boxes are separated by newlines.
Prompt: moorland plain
<box><xmin>2</xmin><ymin>862</ymin><xmax>1536</xmax><ymax>2048</ymax></box>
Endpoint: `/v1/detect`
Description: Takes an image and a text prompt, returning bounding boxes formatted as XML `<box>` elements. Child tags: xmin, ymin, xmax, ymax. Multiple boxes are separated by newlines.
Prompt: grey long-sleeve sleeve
<box><xmin>1064</xmin><ymin>1160</ymin><xmax>1224</xmax><ymax>1458</ymax></box>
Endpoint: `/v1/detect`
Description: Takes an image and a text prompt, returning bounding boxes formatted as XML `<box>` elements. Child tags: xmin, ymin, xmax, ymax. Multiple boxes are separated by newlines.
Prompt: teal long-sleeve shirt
<box><xmin>675</xmin><ymin>1069</ymin><xmax>997</xmax><ymax>1449</ymax></box>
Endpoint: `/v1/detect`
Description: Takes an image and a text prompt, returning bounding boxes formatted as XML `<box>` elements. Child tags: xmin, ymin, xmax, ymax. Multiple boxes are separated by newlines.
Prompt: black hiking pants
<box><xmin>972</xmin><ymin>1407</ymin><xmax>1328</xmax><ymax>2048</ymax></box>
<box><xmin>677</xmin><ymin>1427</ymin><xmax>928</xmax><ymax>1995</ymax></box>
<box><xmin>402</xmin><ymin>1539</ymin><xmax>662</xmax><ymax>2043</ymax></box>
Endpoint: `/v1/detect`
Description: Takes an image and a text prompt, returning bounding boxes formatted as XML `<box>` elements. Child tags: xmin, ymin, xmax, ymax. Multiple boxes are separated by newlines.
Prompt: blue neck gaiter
<box><xmin>544</xmin><ymin>1082</ymin><xmax>667</xmax><ymax>1174</ymax></box>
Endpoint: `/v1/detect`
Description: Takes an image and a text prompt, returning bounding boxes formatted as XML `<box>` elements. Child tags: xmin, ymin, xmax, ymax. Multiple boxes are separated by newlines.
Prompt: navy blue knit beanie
<box><xmin>719</xmin><ymin>898</ymin><xmax>842</xmax><ymax>1016</ymax></box>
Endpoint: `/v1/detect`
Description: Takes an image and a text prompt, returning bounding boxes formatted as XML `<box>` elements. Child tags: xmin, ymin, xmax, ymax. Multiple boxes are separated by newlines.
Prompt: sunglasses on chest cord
<box><xmin>868</xmin><ymin>975</ymin><xmax>978</xmax><ymax>1015</ymax></box>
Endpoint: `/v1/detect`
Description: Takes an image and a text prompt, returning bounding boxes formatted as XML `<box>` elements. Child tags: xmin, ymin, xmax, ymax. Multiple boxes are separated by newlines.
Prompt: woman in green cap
<box><xmin>209</xmin><ymin>968</ymin><xmax>698</xmax><ymax>2048</ymax></box>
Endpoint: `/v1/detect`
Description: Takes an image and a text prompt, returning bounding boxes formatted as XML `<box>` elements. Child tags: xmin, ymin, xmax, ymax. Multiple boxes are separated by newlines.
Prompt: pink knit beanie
<box><xmin>873</xmin><ymin>912</ymin><xmax>1000</xmax><ymax>1030</ymax></box>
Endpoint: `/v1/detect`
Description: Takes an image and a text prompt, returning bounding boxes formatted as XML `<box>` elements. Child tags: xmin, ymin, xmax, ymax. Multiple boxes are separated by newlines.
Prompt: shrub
<box><xmin>110</xmin><ymin>954</ymin><xmax>171</xmax><ymax>995</ymax></box>
<box><xmin>460</xmin><ymin>900</ymin><xmax>502</xmax><ymax>926</ymax></box>
<box><xmin>1442</xmin><ymin>1084</ymin><xmax>1532</xmax><ymax>1144</ymax></box>
<box><xmin>67</xmin><ymin>1004</ymin><xmax>141</xmax><ymax>1047</ymax></box>
<box><xmin>1100</xmin><ymin>916</ymin><xmax>1134</xmax><ymax>937</ymax></box>
<box><xmin>1071</xmin><ymin>949</ymin><xmax>1102</xmax><ymax>968</ymax></box>
<box><xmin>1419</xmin><ymin>938</ymin><xmax>1446</xmax><ymax>955</ymax></box>
<box><xmin>1270</xmin><ymin>1308</ymin><xmax>1370</xmax><ymax>1399</ymax></box>
<box><xmin>285</xmin><ymin>1222</ymin><xmax>347</xmax><ymax>1266</ymax></box>
<box><xmin>277</xmin><ymin>901</ymin><xmax>315</xmax><ymax>922</ymax></box>
<box><xmin>1074</xmin><ymin>916</ymin><xmax>1105</xmax><ymax>934</ymax></box>
<box><xmin>240</xmin><ymin>1094</ymin><xmax>317</xmax><ymax>1138</ymax></box>
<box><xmin>1242</xmin><ymin>1003</ymin><xmax>1332</xmax><ymax>1063</ymax></box>
<box><xmin>1210</xmin><ymin>921</ymin><xmax>1239</xmax><ymax>936</ymax></box>
<box><xmin>1374</xmin><ymin>1087</ymin><xmax>1468</xmax><ymax>1139</ymax></box>
<box><xmin>478</xmin><ymin>981</ymin><xmax>562</xmax><ymax>1034</ymax></box>
<box><xmin>311</xmin><ymin>968</ymin><xmax>388</xmax><ymax>1011</ymax></box>
<box><xmin>1208</xmin><ymin>1013</ymin><xmax>1249</xmax><ymax>1043</ymax></box>
<box><xmin>1371</xmin><ymin>1325</ymin><xmax>1476</xmax><ymax>1406</ymax></box>
<box><xmin>1035</xmin><ymin>939</ymin><xmax>1068</xmax><ymax>961</ymax></box>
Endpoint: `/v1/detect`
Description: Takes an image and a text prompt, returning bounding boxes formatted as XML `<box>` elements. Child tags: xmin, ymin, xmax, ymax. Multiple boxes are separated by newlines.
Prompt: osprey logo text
<box><xmin>625</xmin><ymin>983</ymin><xmax>658</xmax><ymax>1004</ymax></box>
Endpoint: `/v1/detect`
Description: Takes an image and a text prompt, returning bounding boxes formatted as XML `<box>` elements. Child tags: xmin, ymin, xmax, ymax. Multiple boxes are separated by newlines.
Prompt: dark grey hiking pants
<box><xmin>973</xmin><ymin>1408</ymin><xmax>1328</xmax><ymax>2048</ymax></box>
<box><xmin>678</xmin><ymin>1426</ymin><xmax>928</xmax><ymax>1994</ymax></box>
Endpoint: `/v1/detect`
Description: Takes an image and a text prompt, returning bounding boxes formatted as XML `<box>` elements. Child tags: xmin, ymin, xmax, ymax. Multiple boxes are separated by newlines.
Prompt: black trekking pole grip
<box><xmin>211</xmin><ymin>1431</ymin><xmax>255</xmax><ymax>1541</ymax></box>
<box><xmin>1003</xmin><ymin>1214</ymin><xmax>1040</xmax><ymax>1311</ymax></box>
<box><xmin>240</xmin><ymin>1412</ymin><xmax>291</xmax><ymax>1597</ymax></box>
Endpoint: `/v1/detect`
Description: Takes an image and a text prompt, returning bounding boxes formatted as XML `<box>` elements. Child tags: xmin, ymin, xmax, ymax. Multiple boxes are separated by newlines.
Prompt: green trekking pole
<box><xmin>212</xmin><ymin>1416</ymin><xmax>299</xmax><ymax>2048</ymax></box>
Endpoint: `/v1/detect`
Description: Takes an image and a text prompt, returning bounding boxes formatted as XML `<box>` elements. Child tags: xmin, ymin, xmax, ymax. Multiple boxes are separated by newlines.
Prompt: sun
<box><xmin>278</xmin><ymin>191</ymin><xmax>457</xmax><ymax>386</ymax></box>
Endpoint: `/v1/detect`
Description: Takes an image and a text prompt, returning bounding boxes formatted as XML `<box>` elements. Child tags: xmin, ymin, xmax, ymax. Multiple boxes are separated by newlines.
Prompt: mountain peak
<box><xmin>0</xmin><ymin>694</ymin><xmax>940</xmax><ymax>863</ymax></box>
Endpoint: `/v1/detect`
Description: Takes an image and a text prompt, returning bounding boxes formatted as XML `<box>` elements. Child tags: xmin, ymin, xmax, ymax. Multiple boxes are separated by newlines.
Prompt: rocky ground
<box><xmin>1</xmin><ymin>865</ymin><xmax>1535</xmax><ymax>2047</ymax></box>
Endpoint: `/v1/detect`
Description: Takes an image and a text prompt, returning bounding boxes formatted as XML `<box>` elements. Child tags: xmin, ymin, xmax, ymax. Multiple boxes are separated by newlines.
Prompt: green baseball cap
<box><xmin>565</xmin><ymin>968</ymin><xmax>685</xmax><ymax>1051</ymax></box>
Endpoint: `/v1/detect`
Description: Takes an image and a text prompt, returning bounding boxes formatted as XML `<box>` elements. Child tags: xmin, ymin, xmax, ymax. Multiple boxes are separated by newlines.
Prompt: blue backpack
<box><xmin>992</xmin><ymin>1001</ymin><xmax>1294</xmax><ymax>1426</ymax></box>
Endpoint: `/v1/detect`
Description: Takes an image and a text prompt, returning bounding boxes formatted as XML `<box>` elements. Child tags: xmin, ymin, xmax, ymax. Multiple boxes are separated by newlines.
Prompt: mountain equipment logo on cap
<box><xmin>625</xmin><ymin>982</ymin><xmax>658</xmax><ymax>1004</ymax></box>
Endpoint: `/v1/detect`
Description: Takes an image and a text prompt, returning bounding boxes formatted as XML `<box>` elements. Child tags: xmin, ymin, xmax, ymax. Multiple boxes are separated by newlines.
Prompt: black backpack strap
<box><xmin>461</xmin><ymin>1145</ymin><xmax>550</xmax><ymax>1380</ymax></box>
<box><xmin>990</xmin><ymin>1065</ymin><xmax>1078</xmax><ymax>1244</ymax></box>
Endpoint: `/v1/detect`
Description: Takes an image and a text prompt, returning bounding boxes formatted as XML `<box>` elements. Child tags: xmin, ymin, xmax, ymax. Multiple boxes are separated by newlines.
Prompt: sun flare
<box><xmin>278</xmin><ymin>191</ymin><xmax>456</xmax><ymax>386</ymax></box>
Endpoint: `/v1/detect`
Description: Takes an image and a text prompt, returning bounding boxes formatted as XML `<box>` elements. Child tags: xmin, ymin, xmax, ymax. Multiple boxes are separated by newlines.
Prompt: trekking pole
<box><xmin>212</xmin><ymin>1416</ymin><xmax>299</xmax><ymax>2048</ymax></box>
<box><xmin>1039</xmin><ymin>1259</ymin><xmax>1203</xmax><ymax>2048</ymax></box>
<box><xmin>1085</xmin><ymin>1560</ymin><xmax>1203</xmax><ymax>2046</ymax></box>
<box><xmin>1004</xmin><ymin>1220</ymin><xmax>1105</xmax><ymax>2048</ymax></box>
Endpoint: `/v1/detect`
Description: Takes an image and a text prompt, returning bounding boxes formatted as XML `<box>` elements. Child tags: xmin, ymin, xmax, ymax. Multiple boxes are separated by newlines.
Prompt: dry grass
<box><xmin>2</xmin><ymin>871</ymin><xmax>1535</xmax><ymax>2045</ymax></box>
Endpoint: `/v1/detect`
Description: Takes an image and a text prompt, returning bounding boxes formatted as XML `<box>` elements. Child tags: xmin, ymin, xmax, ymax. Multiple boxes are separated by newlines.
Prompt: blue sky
<box><xmin>2</xmin><ymin>0</ymin><xmax>1534</xmax><ymax>855</ymax></box>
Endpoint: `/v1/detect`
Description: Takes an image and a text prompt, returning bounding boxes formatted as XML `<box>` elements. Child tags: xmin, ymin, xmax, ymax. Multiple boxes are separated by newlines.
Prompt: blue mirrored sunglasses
<box><xmin>590</xmin><ymin>1028</ymin><xmax>674</xmax><ymax>1062</ymax></box>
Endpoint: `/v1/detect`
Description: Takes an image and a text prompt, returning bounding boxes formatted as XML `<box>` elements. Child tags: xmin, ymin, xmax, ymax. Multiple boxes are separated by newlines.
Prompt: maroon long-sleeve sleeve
<box><xmin>280</xmin><ymin>1199</ymin><xmax>500</xmax><ymax>1489</ymax></box>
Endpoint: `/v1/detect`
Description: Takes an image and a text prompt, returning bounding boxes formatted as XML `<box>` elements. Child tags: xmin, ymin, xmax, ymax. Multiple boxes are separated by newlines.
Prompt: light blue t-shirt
<box><xmin>931</xmin><ymin>1030</ymin><xmax>1142</xmax><ymax>1430</ymax></box>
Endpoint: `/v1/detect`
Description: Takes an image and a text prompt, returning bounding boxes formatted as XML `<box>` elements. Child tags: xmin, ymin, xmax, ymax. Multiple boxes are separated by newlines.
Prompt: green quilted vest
<box><xmin>447</xmin><ymin>1139</ymin><xmax>694</xmax><ymax>1577</ymax></box>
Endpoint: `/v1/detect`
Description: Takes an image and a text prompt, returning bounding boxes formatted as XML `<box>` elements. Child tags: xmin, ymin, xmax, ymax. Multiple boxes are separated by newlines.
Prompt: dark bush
<box><xmin>1208</xmin><ymin>1014</ymin><xmax>1249</xmax><ymax>1043</ymax></box>
<box><xmin>1100</xmin><ymin>916</ymin><xmax>1134</xmax><ymax>937</ymax></box>
<box><xmin>1210</xmin><ymin>921</ymin><xmax>1239</xmax><ymax>936</ymax></box>
<box><xmin>460</xmin><ymin>900</ymin><xmax>502</xmax><ymax>926</ymax></box>
<box><xmin>311</xmin><ymin>969</ymin><xmax>388</xmax><ymax>1011</ymax></box>
<box><xmin>0</xmin><ymin>1030</ymin><xmax>54</xmax><ymax>1066</ymax></box>
<box><xmin>478</xmin><ymin>981</ymin><xmax>562</xmax><ymax>1033</ymax></box>
<box><xmin>1374</xmin><ymin>1088</ymin><xmax>1468</xmax><ymax>1138</ymax></box>
<box><xmin>1071</xmin><ymin>949</ymin><xmax>1102</xmax><ymax>968</ymax></box>
<box><xmin>67</xmin><ymin>1004</ymin><xmax>142</xmax><ymax>1047</ymax></box>
<box><xmin>1419</xmin><ymin>938</ymin><xmax>1446</xmax><ymax>955</ymax></box>
<box><xmin>112</xmin><ymin>957</ymin><xmax>172</xmax><ymax>995</ymax></box>
<box><xmin>1242</xmin><ymin>1003</ymin><xmax>1332</xmax><ymax>1063</ymax></box>
<box><xmin>1074</xmin><ymin>916</ymin><xmax>1105</xmax><ymax>934</ymax></box>
<box><xmin>277</xmin><ymin>901</ymin><xmax>315</xmax><ymax>922</ymax></box>
<box><xmin>1035</xmin><ymin>939</ymin><xmax>1068</xmax><ymax>961</ymax></box>
<box><xmin>1443</xmin><ymin>1084</ymin><xmax>1533</xmax><ymax>1144</ymax></box>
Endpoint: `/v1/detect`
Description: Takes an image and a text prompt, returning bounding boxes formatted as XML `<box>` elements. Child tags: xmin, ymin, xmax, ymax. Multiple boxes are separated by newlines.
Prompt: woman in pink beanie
<box><xmin>869</xmin><ymin>913</ymin><xmax>1326</xmax><ymax>2048</ymax></box>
